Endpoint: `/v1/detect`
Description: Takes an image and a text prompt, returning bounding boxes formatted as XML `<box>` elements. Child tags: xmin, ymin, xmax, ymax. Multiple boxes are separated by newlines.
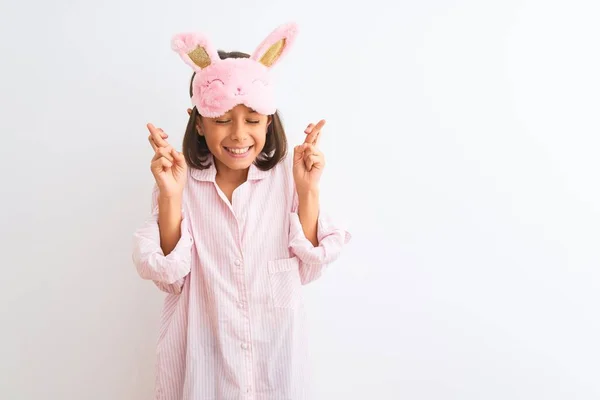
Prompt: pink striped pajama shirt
<box><xmin>132</xmin><ymin>153</ymin><xmax>351</xmax><ymax>400</ymax></box>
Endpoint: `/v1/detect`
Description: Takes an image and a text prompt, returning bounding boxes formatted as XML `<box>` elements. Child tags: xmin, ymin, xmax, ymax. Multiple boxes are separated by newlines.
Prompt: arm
<box><xmin>289</xmin><ymin>188</ymin><xmax>351</xmax><ymax>285</ymax></box>
<box><xmin>158</xmin><ymin>195</ymin><xmax>183</xmax><ymax>255</ymax></box>
<box><xmin>291</xmin><ymin>119</ymin><xmax>351</xmax><ymax>284</ymax></box>
<box><xmin>132</xmin><ymin>185</ymin><xmax>193</xmax><ymax>294</ymax></box>
<box><xmin>297</xmin><ymin>189</ymin><xmax>320</xmax><ymax>247</ymax></box>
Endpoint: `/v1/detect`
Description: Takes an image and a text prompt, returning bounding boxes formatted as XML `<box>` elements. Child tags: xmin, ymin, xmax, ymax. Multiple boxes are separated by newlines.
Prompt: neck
<box><xmin>214</xmin><ymin>158</ymin><xmax>249</xmax><ymax>185</ymax></box>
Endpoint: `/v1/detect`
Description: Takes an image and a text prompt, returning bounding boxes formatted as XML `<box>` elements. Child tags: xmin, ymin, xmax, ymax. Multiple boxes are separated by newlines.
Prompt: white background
<box><xmin>1</xmin><ymin>0</ymin><xmax>599</xmax><ymax>398</ymax></box>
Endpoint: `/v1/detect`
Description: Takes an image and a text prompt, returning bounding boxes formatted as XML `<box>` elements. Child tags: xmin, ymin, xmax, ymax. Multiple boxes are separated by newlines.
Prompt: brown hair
<box><xmin>182</xmin><ymin>50</ymin><xmax>288</xmax><ymax>170</ymax></box>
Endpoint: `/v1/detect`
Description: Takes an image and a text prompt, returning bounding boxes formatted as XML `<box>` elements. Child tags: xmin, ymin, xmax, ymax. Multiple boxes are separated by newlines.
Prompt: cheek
<box><xmin>251</xmin><ymin>125</ymin><xmax>268</xmax><ymax>143</ymax></box>
<box><xmin>253</xmin><ymin>134</ymin><xmax>268</xmax><ymax>153</ymax></box>
<box><xmin>201</xmin><ymin>130</ymin><xmax>224</xmax><ymax>150</ymax></box>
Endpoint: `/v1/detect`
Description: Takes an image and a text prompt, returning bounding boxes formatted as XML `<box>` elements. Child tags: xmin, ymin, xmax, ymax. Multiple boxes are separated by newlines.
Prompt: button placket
<box><xmin>234</xmin><ymin>254</ymin><xmax>254</xmax><ymax>394</ymax></box>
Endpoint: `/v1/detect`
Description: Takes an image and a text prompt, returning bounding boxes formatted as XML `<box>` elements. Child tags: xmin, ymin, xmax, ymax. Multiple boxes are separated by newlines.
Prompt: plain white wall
<box><xmin>1</xmin><ymin>0</ymin><xmax>599</xmax><ymax>398</ymax></box>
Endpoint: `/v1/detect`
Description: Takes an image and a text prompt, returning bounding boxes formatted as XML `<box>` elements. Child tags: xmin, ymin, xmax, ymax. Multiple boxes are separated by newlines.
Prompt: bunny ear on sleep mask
<box><xmin>170</xmin><ymin>22</ymin><xmax>299</xmax><ymax>118</ymax></box>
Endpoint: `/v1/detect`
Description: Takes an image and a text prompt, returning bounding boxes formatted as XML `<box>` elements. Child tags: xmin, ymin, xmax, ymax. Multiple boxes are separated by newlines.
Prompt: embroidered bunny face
<box><xmin>171</xmin><ymin>23</ymin><xmax>298</xmax><ymax>118</ymax></box>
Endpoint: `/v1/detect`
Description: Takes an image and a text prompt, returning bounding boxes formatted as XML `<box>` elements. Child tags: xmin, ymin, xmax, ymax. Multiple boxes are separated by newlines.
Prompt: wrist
<box><xmin>298</xmin><ymin>187</ymin><xmax>320</xmax><ymax>201</ymax></box>
<box><xmin>158</xmin><ymin>194</ymin><xmax>182</xmax><ymax>212</ymax></box>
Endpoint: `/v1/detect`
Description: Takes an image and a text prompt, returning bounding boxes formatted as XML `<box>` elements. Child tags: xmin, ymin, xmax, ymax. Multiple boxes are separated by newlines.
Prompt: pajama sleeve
<box><xmin>288</xmin><ymin>190</ymin><xmax>351</xmax><ymax>285</ymax></box>
<box><xmin>132</xmin><ymin>185</ymin><xmax>193</xmax><ymax>294</ymax></box>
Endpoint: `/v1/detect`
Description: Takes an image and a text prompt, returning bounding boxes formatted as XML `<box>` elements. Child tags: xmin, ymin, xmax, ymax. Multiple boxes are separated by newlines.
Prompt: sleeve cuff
<box><xmin>132</xmin><ymin>210</ymin><xmax>193</xmax><ymax>284</ymax></box>
<box><xmin>288</xmin><ymin>212</ymin><xmax>351</xmax><ymax>265</ymax></box>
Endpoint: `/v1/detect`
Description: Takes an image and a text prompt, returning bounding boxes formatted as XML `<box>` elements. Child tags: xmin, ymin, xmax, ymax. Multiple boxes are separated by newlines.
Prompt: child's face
<box><xmin>199</xmin><ymin>104</ymin><xmax>271</xmax><ymax>174</ymax></box>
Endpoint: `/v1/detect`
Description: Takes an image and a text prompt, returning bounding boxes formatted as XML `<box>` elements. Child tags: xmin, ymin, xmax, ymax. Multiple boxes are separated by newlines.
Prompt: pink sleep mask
<box><xmin>171</xmin><ymin>22</ymin><xmax>298</xmax><ymax>118</ymax></box>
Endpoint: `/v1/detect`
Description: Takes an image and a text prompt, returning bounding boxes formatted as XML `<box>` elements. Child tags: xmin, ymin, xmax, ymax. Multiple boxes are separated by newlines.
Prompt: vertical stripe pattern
<box><xmin>132</xmin><ymin>153</ymin><xmax>351</xmax><ymax>400</ymax></box>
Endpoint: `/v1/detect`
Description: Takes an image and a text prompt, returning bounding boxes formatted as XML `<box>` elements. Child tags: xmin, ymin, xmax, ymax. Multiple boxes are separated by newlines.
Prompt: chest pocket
<box><xmin>267</xmin><ymin>257</ymin><xmax>302</xmax><ymax>309</ymax></box>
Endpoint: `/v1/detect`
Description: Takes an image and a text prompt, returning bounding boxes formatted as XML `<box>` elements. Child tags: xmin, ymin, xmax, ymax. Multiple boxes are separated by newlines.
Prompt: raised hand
<box><xmin>147</xmin><ymin>123</ymin><xmax>187</xmax><ymax>198</ymax></box>
<box><xmin>293</xmin><ymin>119</ymin><xmax>326</xmax><ymax>195</ymax></box>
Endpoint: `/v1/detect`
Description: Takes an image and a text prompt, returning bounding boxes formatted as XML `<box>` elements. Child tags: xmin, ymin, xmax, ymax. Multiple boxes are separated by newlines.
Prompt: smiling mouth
<box><xmin>224</xmin><ymin>146</ymin><xmax>253</xmax><ymax>155</ymax></box>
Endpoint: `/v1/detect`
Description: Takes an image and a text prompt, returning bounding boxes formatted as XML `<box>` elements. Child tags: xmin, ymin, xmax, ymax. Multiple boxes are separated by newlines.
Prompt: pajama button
<box><xmin>241</xmin><ymin>343</ymin><xmax>249</xmax><ymax>350</ymax></box>
<box><xmin>235</xmin><ymin>259</ymin><xmax>242</xmax><ymax>267</ymax></box>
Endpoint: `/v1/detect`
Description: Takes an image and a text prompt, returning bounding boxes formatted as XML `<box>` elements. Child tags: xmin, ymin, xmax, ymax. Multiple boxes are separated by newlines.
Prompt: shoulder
<box><xmin>257</xmin><ymin>151</ymin><xmax>296</xmax><ymax>194</ymax></box>
<box><xmin>280</xmin><ymin>150</ymin><xmax>294</xmax><ymax>174</ymax></box>
<box><xmin>271</xmin><ymin>150</ymin><xmax>295</xmax><ymax>183</ymax></box>
<box><xmin>280</xmin><ymin>150</ymin><xmax>297</xmax><ymax>195</ymax></box>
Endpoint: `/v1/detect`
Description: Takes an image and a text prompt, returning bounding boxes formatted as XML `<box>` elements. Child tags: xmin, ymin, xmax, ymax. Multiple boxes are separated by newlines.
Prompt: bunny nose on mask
<box><xmin>171</xmin><ymin>22</ymin><xmax>299</xmax><ymax>118</ymax></box>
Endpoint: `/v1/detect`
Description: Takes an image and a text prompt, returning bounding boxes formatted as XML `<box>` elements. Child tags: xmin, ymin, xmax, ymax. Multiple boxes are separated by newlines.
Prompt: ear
<box><xmin>171</xmin><ymin>33</ymin><xmax>220</xmax><ymax>72</ymax></box>
<box><xmin>251</xmin><ymin>22</ymin><xmax>299</xmax><ymax>68</ymax></box>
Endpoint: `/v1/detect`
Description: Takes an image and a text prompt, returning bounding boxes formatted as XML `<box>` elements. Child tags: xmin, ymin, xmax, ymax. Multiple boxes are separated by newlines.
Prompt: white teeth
<box><xmin>227</xmin><ymin>147</ymin><xmax>250</xmax><ymax>154</ymax></box>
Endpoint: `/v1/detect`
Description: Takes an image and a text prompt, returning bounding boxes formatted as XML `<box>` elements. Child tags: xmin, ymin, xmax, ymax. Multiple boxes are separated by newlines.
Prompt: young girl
<box><xmin>132</xmin><ymin>22</ymin><xmax>351</xmax><ymax>399</ymax></box>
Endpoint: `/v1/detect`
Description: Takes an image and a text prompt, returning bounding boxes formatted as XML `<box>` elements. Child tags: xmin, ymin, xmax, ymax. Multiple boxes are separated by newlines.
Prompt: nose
<box><xmin>235</xmin><ymin>87</ymin><xmax>244</xmax><ymax>95</ymax></box>
<box><xmin>229</xmin><ymin>122</ymin><xmax>247</xmax><ymax>142</ymax></box>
